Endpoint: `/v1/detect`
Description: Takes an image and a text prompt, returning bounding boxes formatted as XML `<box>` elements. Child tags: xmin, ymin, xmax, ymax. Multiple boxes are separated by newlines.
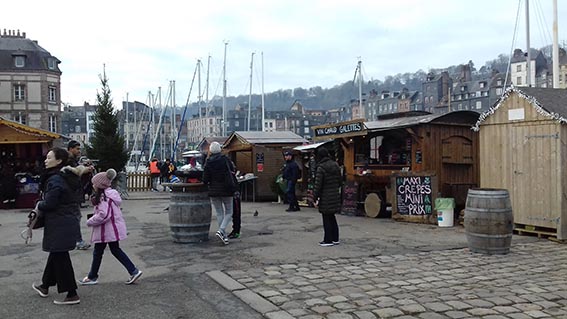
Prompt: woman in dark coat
<box><xmin>313</xmin><ymin>147</ymin><xmax>342</xmax><ymax>247</ymax></box>
<box><xmin>32</xmin><ymin>147</ymin><xmax>82</xmax><ymax>305</ymax></box>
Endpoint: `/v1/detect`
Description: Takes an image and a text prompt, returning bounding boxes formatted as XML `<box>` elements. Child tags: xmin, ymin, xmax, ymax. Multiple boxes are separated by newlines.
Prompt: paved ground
<box><xmin>0</xmin><ymin>191</ymin><xmax>563</xmax><ymax>319</ymax></box>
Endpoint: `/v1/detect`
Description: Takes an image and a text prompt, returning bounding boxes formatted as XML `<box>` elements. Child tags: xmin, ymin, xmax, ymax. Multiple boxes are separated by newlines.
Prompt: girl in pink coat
<box><xmin>78</xmin><ymin>169</ymin><xmax>143</xmax><ymax>285</ymax></box>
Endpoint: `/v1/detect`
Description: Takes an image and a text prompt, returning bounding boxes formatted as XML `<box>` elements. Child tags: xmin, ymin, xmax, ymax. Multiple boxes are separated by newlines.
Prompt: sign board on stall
<box><xmin>256</xmin><ymin>152</ymin><xmax>265</xmax><ymax>172</ymax></box>
<box><xmin>341</xmin><ymin>181</ymin><xmax>358</xmax><ymax>215</ymax></box>
<box><xmin>313</xmin><ymin>120</ymin><xmax>366</xmax><ymax>140</ymax></box>
<box><xmin>395</xmin><ymin>176</ymin><xmax>432</xmax><ymax>215</ymax></box>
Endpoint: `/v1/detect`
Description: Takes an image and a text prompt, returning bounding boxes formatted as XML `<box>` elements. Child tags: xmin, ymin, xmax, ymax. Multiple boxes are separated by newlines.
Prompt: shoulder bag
<box><xmin>225</xmin><ymin>158</ymin><xmax>238</xmax><ymax>193</ymax></box>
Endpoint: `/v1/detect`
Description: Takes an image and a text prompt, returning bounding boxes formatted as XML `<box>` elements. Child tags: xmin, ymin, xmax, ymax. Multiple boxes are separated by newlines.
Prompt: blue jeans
<box><xmin>286</xmin><ymin>181</ymin><xmax>298</xmax><ymax>209</ymax></box>
<box><xmin>210</xmin><ymin>196</ymin><xmax>233</xmax><ymax>236</ymax></box>
<box><xmin>87</xmin><ymin>241</ymin><xmax>138</xmax><ymax>280</ymax></box>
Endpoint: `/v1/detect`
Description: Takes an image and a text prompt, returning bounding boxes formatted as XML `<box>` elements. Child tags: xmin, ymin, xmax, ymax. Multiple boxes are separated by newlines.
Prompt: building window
<box><xmin>304</xmin><ymin>127</ymin><xmax>309</xmax><ymax>134</ymax></box>
<box><xmin>496</xmin><ymin>79</ymin><xmax>503</xmax><ymax>86</ymax></box>
<box><xmin>496</xmin><ymin>88</ymin><xmax>503</xmax><ymax>95</ymax></box>
<box><xmin>14</xmin><ymin>56</ymin><xmax>25</xmax><ymax>67</ymax></box>
<box><xmin>476</xmin><ymin>101</ymin><xmax>482</xmax><ymax>109</ymax></box>
<box><xmin>516</xmin><ymin>65</ymin><xmax>521</xmax><ymax>72</ymax></box>
<box><xmin>49</xmin><ymin>86</ymin><xmax>57</xmax><ymax>103</ymax></box>
<box><xmin>516</xmin><ymin>77</ymin><xmax>522</xmax><ymax>85</ymax></box>
<box><xmin>49</xmin><ymin>114</ymin><xmax>57</xmax><ymax>132</ymax></box>
<box><xmin>479</xmin><ymin>82</ymin><xmax>485</xmax><ymax>88</ymax></box>
<box><xmin>235</xmin><ymin>121</ymin><xmax>239</xmax><ymax>127</ymax></box>
<box><xmin>48</xmin><ymin>58</ymin><xmax>56</xmax><ymax>70</ymax></box>
<box><xmin>13</xmin><ymin>84</ymin><xmax>25</xmax><ymax>101</ymax></box>
<box><xmin>14</xmin><ymin>113</ymin><xmax>26</xmax><ymax>125</ymax></box>
<box><xmin>75</xmin><ymin>125</ymin><xmax>81</xmax><ymax>133</ymax></box>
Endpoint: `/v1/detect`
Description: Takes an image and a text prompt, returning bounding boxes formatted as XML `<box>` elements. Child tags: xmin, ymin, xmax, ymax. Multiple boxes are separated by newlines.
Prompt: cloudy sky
<box><xmin>3</xmin><ymin>0</ymin><xmax>566</xmax><ymax>107</ymax></box>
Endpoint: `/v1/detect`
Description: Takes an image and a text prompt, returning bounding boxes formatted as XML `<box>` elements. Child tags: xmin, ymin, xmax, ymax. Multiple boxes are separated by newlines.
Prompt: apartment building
<box><xmin>0</xmin><ymin>29</ymin><xmax>62</xmax><ymax>132</ymax></box>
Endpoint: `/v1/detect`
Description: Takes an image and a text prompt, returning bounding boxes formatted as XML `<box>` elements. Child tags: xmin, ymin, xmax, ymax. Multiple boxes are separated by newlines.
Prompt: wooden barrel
<box><xmin>464</xmin><ymin>188</ymin><xmax>513</xmax><ymax>254</ymax></box>
<box><xmin>166</xmin><ymin>183</ymin><xmax>211</xmax><ymax>243</ymax></box>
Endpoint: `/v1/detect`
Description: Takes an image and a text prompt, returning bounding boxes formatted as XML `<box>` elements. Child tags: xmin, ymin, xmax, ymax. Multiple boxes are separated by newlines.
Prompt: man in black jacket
<box><xmin>282</xmin><ymin>151</ymin><xmax>300</xmax><ymax>212</ymax></box>
<box><xmin>66</xmin><ymin>140</ymin><xmax>91</xmax><ymax>250</ymax></box>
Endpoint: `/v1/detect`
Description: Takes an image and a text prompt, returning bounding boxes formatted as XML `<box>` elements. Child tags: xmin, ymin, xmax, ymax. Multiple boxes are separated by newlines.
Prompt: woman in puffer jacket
<box><xmin>313</xmin><ymin>147</ymin><xmax>342</xmax><ymax>247</ymax></box>
<box><xmin>78</xmin><ymin>169</ymin><xmax>143</xmax><ymax>286</ymax></box>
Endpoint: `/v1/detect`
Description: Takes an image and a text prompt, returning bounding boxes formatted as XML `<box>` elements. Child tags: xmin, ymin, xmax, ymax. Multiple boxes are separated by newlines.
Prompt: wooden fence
<box><xmin>127</xmin><ymin>172</ymin><xmax>152</xmax><ymax>192</ymax></box>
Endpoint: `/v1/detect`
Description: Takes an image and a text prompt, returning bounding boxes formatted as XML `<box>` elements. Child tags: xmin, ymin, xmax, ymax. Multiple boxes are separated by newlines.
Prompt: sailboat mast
<box><xmin>261</xmin><ymin>52</ymin><xmax>265</xmax><ymax>132</ymax></box>
<box><xmin>359</xmin><ymin>64</ymin><xmax>363</xmax><ymax>118</ymax></box>
<box><xmin>248</xmin><ymin>52</ymin><xmax>255</xmax><ymax>131</ymax></box>
<box><xmin>159</xmin><ymin>87</ymin><xmax>164</xmax><ymax>160</ymax></box>
<box><xmin>222</xmin><ymin>41</ymin><xmax>228</xmax><ymax>136</ymax></box>
<box><xmin>125</xmin><ymin>93</ymin><xmax>129</xmax><ymax>151</ymax></box>
<box><xmin>205</xmin><ymin>55</ymin><xmax>211</xmax><ymax>116</ymax></box>
<box><xmin>552</xmin><ymin>0</ymin><xmax>559</xmax><ymax>88</ymax></box>
<box><xmin>525</xmin><ymin>0</ymin><xmax>531</xmax><ymax>87</ymax></box>
<box><xmin>197</xmin><ymin>59</ymin><xmax>202</xmax><ymax>119</ymax></box>
<box><xmin>172</xmin><ymin>80</ymin><xmax>176</xmax><ymax>161</ymax></box>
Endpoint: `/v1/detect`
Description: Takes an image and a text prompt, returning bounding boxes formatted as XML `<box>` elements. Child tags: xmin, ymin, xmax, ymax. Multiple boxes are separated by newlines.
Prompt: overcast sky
<box><xmin>3</xmin><ymin>0</ymin><xmax>566</xmax><ymax>108</ymax></box>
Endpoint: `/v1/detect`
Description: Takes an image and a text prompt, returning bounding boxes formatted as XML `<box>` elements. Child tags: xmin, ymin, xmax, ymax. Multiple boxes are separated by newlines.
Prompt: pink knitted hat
<box><xmin>91</xmin><ymin>169</ymin><xmax>117</xmax><ymax>189</ymax></box>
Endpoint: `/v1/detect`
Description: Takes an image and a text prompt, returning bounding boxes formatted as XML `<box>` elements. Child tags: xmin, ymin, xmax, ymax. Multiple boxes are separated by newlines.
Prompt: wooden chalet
<box><xmin>313</xmin><ymin>111</ymin><xmax>480</xmax><ymax>223</ymax></box>
<box><xmin>0</xmin><ymin>116</ymin><xmax>65</xmax><ymax>208</ymax></box>
<box><xmin>473</xmin><ymin>86</ymin><xmax>567</xmax><ymax>240</ymax></box>
<box><xmin>222</xmin><ymin>131</ymin><xmax>307</xmax><ymax>201</ymax></box>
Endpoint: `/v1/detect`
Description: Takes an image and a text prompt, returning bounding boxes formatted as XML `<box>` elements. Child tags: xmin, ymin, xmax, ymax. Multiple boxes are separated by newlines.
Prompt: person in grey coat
<box><xmin>32</xmin><ymin>147</ymin><xmax>83</xmax><ymax>305</ymax></box>
<box><xmin>313</xmin><ymin>147</ymin><xmax>342</xmax><ymax>247</ymax></box>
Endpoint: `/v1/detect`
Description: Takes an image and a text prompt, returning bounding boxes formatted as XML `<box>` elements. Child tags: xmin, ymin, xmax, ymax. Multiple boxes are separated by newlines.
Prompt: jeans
<box><xmin>286</xmin><ymin>181</ymin><xmax>298</xmax><ymax>209</ymax></box>
<box><xmin>87</xmin><ymin>241</ymin><xmax>138</xmax><ymax>280</ymax></box>
<box><xmin>322</xmin><ymin>213</ymin><xmax>339</xmax><ymax>243</ymax></box>
<box><xmin>151</xmin><ymin>174</ymin><xmax>160</xmax><ymax>190</ymax></box>
<box><xmin>210</xmin><ymin>196</ymin><xmax>233</xmax><ymax>236</ymax></box>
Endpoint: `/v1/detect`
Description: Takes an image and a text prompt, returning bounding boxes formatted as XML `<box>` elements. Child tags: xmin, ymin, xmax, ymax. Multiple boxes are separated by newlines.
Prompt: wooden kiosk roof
<box><xmin>473</xmin><ymin>86</ymin><xmax>567</xmax><ymax>131</ymax></box>
<box><xmin>0</xmin><ymin>116</ymin><xmax>61</xmax><ymax>144</ymax></box>
<box><xmin>224</xmin><ymin>131</ymin><xmax>307</xmax><ymax>148</ymax></box>
<box><xmin>313</xmin><ymin>112</ymin><xmax>479</xmax><ymax>141</ymax></box>
<box><xmin>366</xmin><ymin>111</ymin><xmax>479</xmax><ymax>132</ymax></box>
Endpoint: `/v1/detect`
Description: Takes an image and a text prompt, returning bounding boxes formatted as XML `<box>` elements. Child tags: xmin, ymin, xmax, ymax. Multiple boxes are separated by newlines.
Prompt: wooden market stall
<box><xmin>313</xmin><ymin>111</ymin><xmax>480</xmax><ymax>223</ymax></box>
<box><xmin>222</xmin><ymin>131</ymin><xmax>307</xmax><ymax>201</ymax></box>
<box><xmin>473</xmin><ymin>86</ymin><xmax>567</xmax><ymax>240</ymax></box>
<box><xmin>0</xmin><ymin>116</ymin><xmax>65</xmax><ymax>208</ymax></box>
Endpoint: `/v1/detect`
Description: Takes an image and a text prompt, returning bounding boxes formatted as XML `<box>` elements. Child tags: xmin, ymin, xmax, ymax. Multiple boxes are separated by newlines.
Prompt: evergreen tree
<box><xmin>86</xmin><ymin>70</ymin><xmax>129</xmax><ymax>172</ymax></box>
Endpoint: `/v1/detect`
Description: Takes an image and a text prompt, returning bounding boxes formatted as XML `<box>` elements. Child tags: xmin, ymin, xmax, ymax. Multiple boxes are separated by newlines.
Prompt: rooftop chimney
<box><xmin>0</xmin><ymin>29</ymin><xmax>27</xmax><ymax>38</ymax></box>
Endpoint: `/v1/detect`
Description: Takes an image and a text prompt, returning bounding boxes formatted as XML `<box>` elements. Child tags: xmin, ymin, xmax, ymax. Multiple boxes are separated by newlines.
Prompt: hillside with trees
<box><xmin>200</xmin><ymin>47</ymin><xmax>546</xmax><ymax>112</ymax></box>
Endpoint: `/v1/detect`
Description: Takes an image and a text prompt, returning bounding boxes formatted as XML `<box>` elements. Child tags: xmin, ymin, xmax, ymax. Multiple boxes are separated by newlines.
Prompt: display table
<box><xmin>162</xmin><ymin>183</ymin><xmax>211</xmax><ymax>243</ymax></box>
<box><xmin>237</xmin><ymin>175</ymin><xmax>257</xmax><ymax>202</ymax></box>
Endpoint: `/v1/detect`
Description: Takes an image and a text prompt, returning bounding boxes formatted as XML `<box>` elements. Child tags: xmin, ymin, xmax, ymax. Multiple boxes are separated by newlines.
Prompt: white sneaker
<box><xmin>125</xmin><ymin>270</ymin><xmax>143</xmax><ymax>285</ymax></box>
<box><xmin>78</xmin><ymin>276</ymin><xmax>98</xmax><ymax>285</ymax></box>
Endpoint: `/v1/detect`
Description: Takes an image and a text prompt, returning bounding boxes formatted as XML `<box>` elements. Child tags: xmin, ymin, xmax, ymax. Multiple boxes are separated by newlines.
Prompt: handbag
<box><xmin>225</xmin><ymin>158</ymin><xmax>238</xmax><ymax>193</ymax></box>
<box><xmin>28</xmin><ymin>209</ymin><xmax>44</xmax><ymax>229</ymax></box>
<box><xmin>20</xmin><ymin>209</ymin><xmax>44</xmax><ymax>245</ymax></box>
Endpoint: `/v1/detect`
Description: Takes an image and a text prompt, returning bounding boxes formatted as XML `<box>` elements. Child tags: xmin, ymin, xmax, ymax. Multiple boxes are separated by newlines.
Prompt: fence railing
<box><xmin>127</xmin><ymin>172</ymin><xmax>152</xmax><ymax>192</ymax></box>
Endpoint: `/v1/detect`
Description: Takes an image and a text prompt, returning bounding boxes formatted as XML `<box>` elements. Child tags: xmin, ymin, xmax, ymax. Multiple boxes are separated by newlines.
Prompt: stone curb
<box><xmin>207</xmin><ymin>270</ymin><xmax>292</xmax><ymax>317</ymax></box>
<box><xmin>206</xmin><ymin>270</ymin><xmax>246</xmax><ymax>291</ymax></box>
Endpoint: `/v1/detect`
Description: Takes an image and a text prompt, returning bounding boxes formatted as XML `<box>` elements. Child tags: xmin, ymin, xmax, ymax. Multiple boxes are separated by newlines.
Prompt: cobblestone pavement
<box><xmin>216</xmin><ymin>241</ymin><xmax>567</xmax><ymax>319</ymax></box>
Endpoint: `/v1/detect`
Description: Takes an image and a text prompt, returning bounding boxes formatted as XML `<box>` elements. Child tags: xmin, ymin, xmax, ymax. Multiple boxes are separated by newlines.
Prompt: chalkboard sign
<box><xmin>341</xmin><ymin>181</ymin><xmax>358</xmax><ymax>215</ymax></box>
<box><xmin>396</xmin><ymin>176</ymin><xmax>432</xmax><ymax>215</ymax></box>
